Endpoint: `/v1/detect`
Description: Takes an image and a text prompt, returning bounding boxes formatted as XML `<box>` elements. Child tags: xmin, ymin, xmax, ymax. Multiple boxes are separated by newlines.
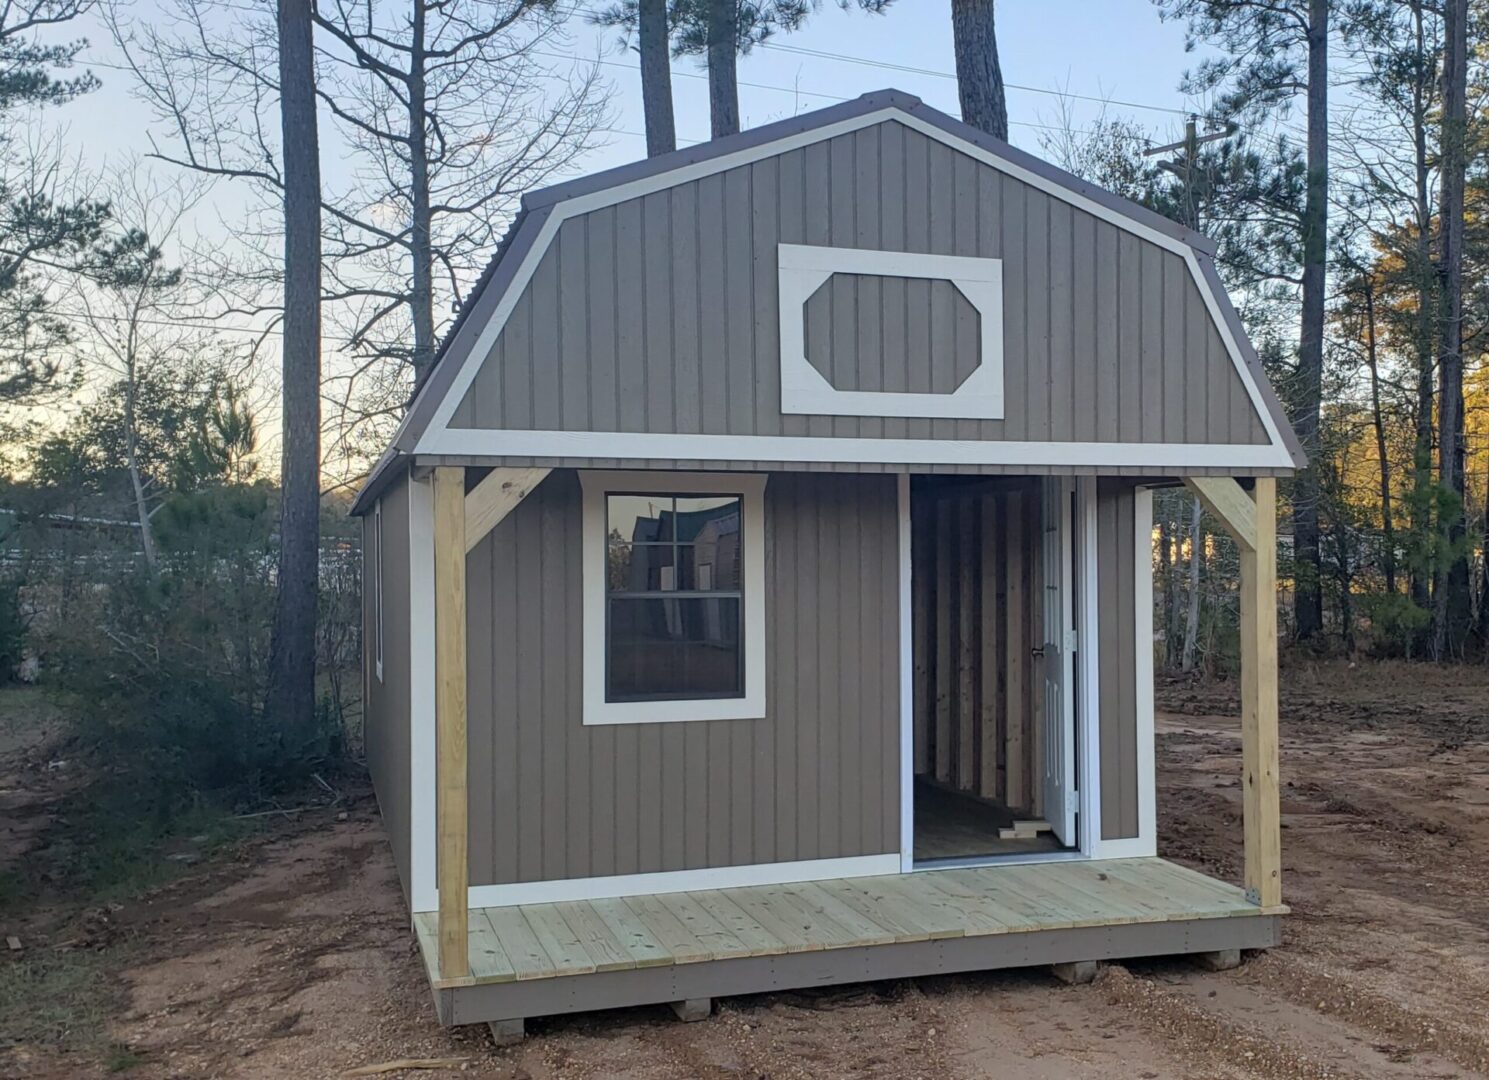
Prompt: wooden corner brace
<box><xmin>1182</xmin><ymin>477</ymin><xmax>1281</xmax><ymax>909</ymax></box>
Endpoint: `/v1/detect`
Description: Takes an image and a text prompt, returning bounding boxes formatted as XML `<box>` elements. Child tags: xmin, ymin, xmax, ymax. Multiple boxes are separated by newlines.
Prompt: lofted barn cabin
<box><xmin>352</xmin><ymin>90</ymin><xmax>1300</xmax><ymax>1038</ymax></box>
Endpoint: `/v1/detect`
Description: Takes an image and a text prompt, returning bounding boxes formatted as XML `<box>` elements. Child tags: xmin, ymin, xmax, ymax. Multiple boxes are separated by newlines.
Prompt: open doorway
<box><xmin>910</xmin><ymin>476</ymin><xmax>1078</xmax><ymax>863</ymax></box>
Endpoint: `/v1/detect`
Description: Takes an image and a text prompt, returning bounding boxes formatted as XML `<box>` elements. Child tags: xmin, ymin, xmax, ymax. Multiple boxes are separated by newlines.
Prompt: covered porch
<box><xmin>418</xmin><ymin>465</ymin><xmax>1283</xmax><ymax>1030</ymax></box>
<box><xmin>414</xmin><ymin>856</ymin><xmax>1284</xmax><ymax>1029</ymax></box>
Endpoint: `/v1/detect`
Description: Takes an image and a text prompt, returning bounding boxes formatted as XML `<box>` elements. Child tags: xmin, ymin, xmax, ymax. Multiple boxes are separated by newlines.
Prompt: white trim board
<box><xmin>896</xmin><ymin>474</ymin><xmax>914</xmax><ymax>872</ymax></box>
<box><xmin>778</xmin><ymin>244</ymin><xmax>1005</xmax><ymax>419</ymax></box>
<box><xmin>577</xmin><ymin>470</ymin><xmax>768</xmax><ymax>725</ymax></box>
<box><xmin>407</xmin><ymin>475</ymin><xmax>438</xmax><ymax>915</ymax></box>
<box><xmin>419</xmin><ymin>428</ymin><xmax>1295</xmax><ymax>470</ymax></box>
<box><xmin>456</xmin><ymin>855</ymin><xmax>901</xmax><ymax>911</ymax></box>
<box><xmin>1096</xmin><ymin>485</ymin><xmax>1159</xmax><ymax>859</ymax></box>
<box><xmin>411</xmin><ymin>103</ymin><xmax>1291</xmax><ymax>464</ymax></box>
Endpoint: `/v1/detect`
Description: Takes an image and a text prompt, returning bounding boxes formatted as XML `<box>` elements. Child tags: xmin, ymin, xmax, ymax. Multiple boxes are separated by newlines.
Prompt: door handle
<box><xmin>1031</xmin><ymin>645</ymin><xmax>1047</xmax><ymax>658</ymax></box>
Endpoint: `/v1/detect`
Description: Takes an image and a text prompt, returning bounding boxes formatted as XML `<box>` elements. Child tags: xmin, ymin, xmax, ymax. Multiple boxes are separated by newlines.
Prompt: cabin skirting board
<box><xmin>431</xmin><ymin>914</ymin><xmax>1282</xmax><ymax>1026</ymax></box>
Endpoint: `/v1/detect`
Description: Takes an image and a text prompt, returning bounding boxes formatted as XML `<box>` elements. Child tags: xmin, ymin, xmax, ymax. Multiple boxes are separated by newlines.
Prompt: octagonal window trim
<box><xmin>777</xmin><ymin>243</ymin><xmax>1005</xmax><ymax>419</ymax></box>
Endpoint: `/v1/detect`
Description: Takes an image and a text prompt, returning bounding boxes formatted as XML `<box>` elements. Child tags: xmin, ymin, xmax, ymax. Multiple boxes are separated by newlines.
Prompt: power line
<box><xmin>535</xmin><ymin>50</ymin><xmax>1106</xmax><ymax>138</ymax></box>
<box><xmin>755</xmin><ymin>40</ymin><xmax>1193</xmax><ymax>117</ymax></box>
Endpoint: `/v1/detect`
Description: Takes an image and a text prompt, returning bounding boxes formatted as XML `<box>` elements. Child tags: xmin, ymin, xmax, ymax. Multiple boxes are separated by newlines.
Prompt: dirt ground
<box><xmin>5</xmin><ymin>660</ymin><xmax>1489</xmax><ymax>1079</ymax></box>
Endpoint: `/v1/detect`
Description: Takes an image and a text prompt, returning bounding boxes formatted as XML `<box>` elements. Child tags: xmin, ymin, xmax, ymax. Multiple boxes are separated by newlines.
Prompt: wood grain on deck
<box><xmin>414</xmin><ymin>858</ymin><xmax>1268</xmax><ymax>987</ymax></box>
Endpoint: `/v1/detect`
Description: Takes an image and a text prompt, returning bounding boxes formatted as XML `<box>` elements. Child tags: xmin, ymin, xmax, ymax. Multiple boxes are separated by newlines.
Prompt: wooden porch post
<box><xmin>433</xmin><ymin>466</ymin><xmax>469</xmax><ymax>980</ymax></box>
<box><xmin>1184</xmin><ymin>476</ymin><xmax>1281</xmax><ymax>908</ymax></box>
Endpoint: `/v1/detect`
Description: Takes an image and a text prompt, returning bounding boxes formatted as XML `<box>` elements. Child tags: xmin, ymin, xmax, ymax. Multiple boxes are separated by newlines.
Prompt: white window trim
<box><xmin>778</xmin><ymin>244</ymin><xmax>1005</xmax><ymax>419</ymax></box>
<box><xmin>373</xmin><ymin>498</ymin><xmax>384</xmax><ymax>683</ymax></box>
<box><xmin>578</xmin><ymin>470</ymin><xmax>767</xmax><ymax>725</ymax></box>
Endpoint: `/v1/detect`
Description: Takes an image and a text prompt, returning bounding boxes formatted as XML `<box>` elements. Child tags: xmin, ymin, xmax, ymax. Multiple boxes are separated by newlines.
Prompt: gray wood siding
<box><xmin>466</xmin><ymin>469</ymin><xmax>901</xmax><ymax>886</ymax></box>
<box><xmin>1096</xmin><ymin>479</ymin><xmax>1140</xmax><ymax>841</ymax></box>
<box><xmin>364</xmin><ymin>468</ymin><xmax>413</xmax><ymax>902</ymax></box>
<box><xmin>450</xmin><ymin>119</ymin><xmax>1269</xmax><ymax>447</ymax></box>
<box><xmin>804</xmin><ymin>274</ymin><xmax>980</xmax><ymax>394</ymax></box>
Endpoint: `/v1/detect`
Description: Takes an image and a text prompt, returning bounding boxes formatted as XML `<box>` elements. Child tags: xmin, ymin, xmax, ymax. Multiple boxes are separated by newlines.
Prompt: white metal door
<box><xmin>1041</xmin><ymin>477</ymin><xmax>1077</xmax><ymax>845</ymax></box>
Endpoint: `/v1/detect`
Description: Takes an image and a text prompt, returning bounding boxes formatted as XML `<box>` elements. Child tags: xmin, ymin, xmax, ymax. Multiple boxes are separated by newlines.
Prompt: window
<box><xmin>374</xmin><ymin>499</ymin><xmax>384</xmax><ymax>683</ymax></box>
<box><xmin>581</xmin><ymin>472</ymin><xmax>766</xmax><ymax>725</ymax></box>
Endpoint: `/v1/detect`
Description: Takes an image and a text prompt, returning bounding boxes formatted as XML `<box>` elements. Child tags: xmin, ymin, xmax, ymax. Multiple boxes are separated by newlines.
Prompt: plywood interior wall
<box><xmin>912</xmin><ymin>478</ymin><xmax>1045</xmax><ymax>817</ymax></box>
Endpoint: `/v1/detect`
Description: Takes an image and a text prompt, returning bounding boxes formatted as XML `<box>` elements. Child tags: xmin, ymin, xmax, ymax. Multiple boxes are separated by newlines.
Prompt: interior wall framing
<box><xmin>911</xmin><ymin>477</ymin><xmax>1045</xmax><ymax>817</ymax></box>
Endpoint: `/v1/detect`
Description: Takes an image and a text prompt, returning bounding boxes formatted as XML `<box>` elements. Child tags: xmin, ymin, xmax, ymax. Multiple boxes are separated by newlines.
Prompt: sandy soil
<box><xmin>4</xmin><ymin>660</ymin><xmax>1489</xmax><ymax>1079</ymax></box>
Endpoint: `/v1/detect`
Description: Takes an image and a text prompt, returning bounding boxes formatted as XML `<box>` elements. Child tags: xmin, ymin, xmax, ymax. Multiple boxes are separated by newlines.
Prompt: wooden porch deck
<box><xmin>414</xmin><ymin>858</ymin><xmax>1285</xmax><ymax>1026</ymax></box>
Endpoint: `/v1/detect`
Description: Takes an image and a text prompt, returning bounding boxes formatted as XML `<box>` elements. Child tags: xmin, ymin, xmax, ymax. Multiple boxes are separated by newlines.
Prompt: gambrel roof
<box><xmin>354</xmin><ymin>90</ymin><xmax>1302</xmax><ymax>514</ymax></box>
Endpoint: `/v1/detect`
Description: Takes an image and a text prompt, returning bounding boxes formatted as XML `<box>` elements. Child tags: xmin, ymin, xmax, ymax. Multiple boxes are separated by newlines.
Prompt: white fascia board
<box><xmin>412</xmin><ymin>104</ymin><xmax>1289</xmax><ymax>467</ymax></box>
<box><xmin>418</xmin><ymin>427</ymin><xmax>1297</xmax><ymax>470</ymax></box>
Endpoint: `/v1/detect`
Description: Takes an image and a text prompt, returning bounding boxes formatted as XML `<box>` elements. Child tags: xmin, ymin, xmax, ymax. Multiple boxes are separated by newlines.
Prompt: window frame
<box><xmin>579</xmin><ymin>471</ymin><xmax>767</xmax><ymax>725</ymax></box>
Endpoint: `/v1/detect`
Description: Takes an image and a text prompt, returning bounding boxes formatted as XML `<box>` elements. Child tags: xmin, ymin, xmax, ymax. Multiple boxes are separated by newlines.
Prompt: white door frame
<box><xmin>898</xmin><ymin>474</ymin><xmax>1108</xmax><ymax>871</ymax></box>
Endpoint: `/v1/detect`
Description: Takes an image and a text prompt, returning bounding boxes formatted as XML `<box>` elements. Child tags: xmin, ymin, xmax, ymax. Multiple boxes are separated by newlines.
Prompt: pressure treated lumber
<box><xmin>433</xmin><ymin>466</ymin><xmax>469</xmax><ymax>980</ymax></box>
<box><xmin>464</xmin><ymin>467</ymin><xmax>551</xmax><ymax>553</ymax></box>
<box><xmin>1184</xmin><ymin>476</ymin><xmax>1257</xmax><ymax>552</ymax></box>
<box><xmin>1239</xmin><ymin>478</ymin><xmax>1281</xmax><ymax>907</ymax></box>
<box><xmin>956</xmin><ymin>499</ymin><xmax>977</xmax><ymax>790</ymax></box>
<box><xmin>1004</xmin><ymin>491</ymin><xmax>1025</xmax><ymax>811</ymax></box>
<box><xmin>1183</xmin><ymin>475</ymin><xmax>1281</xmax><ymax>909</ymax></box>
<box><xmin>978</xmin><ymin>497</ymin><xmax>999</xmax><ymax>797</ymax></box>
<box><xmin>934</xmin><ymin>499</ymin><xmax>954</xmax><ymax>783</ymax></box>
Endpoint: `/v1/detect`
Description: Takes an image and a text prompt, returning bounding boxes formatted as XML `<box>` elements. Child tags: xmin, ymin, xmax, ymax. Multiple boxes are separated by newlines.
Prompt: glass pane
<box><xmin>606</xmin><ymin>597</ymin><xmax>743</xmax><ymax>701</ymax></box>
<box><xmin>677</xmin><ymin>543</ymin><xmax>741</xmax><ymax>591</ymax></box>
<box><xmin>607</xmin><ymin>494</ymin><xmax>672</xmax><ymax>544</ymax></box>
<box><xmin>672</xmin><ymin>496</ymin><xmax>741</xmax><ymax>543</ymax></box>
<box><xmin>607</xmin><ymin>542</ymin><xmax>675</xmax><ymax>592</ymax></box>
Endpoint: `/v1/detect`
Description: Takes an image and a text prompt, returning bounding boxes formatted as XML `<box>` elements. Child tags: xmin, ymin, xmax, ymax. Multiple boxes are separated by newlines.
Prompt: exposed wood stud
<box><xmin>1028</xmin><ymin>488</ymin><xmax>1046</xmax><ymax>819</ymax></box>
<box><xmin>912</xmin><ymin>497</ymin><xmax>931</xmax><ymax>775</ymax></box>
<box><xmin>433</xmin><ymin>466</ymin><xmax>470</xmax><ymax>981</ymax></box>
<box><xmin>934</xmin><ymin>499</ymin><xmax>954</xmax><ymax>784</ymax></box>
<box><xmin>1240</xmin><ymin>477</ymin><xmax>1281</xmax><ymax>907</ymax></box>
<box><xmin>1184</xmin><ymin>476</ymin><xmax>1257</xmax><ymax>552</ymax></box>
<box><xmin>978</xmin><ymin>496</ymin><xmax>999</xmax><ymax>797</ymax></box>
<box><xmin>1004</xmin><ymin>491</ymin><xmax>1025</xmax><ymax>812</ymax></box>
<box><xmin>955</xmin><ymin>499</ymin><xmax>977</xmax><ymax>790</ymax></box>
<box><xmin>465</xmin><ymin>466</ymin><xmax>551</xmax><ymax>553</ymax></box>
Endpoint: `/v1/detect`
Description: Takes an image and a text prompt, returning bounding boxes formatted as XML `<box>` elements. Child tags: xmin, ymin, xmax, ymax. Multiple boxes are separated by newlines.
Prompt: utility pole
<box><xmin>1143</xmin><ymin>114</ymin><xmax>1235</xmax><ymax>672</ymax></box>
<box><xmin>1142</xmin><ymin>114</ymin><xmax>1237</xmax><ymax>230</ymax></box>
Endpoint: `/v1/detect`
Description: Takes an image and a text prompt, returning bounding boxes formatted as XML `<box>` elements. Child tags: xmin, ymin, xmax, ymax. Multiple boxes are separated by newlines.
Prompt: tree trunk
<box><xmin>950</xmin><ymin>0</ymin><xmax>1007</xmax><ymax>140</ymax></box>
<box><xmin>1432</xmin><ymin>0</ymin><xmax>1469</xmax><ymax>659</ymax></box>
<box><xmin>1158</xmin><ymin>511</ymin><xmax>1175</xmax><ymax>667</ymax></box>
<box><xmin>1291</xmin><ymin>0</ymin><xmax>1328</xmax><ymax>642</ymax></box>
<box><xmin>1405</xmin><ymin>0</ymin><xmax>1434</xmax><ymax>619</ymax></box>
<box><xmin>706</xmin><ymin>0</ymin><xmax>739</xmax><ymax>138</ymax></box>
<box><xmin>123</xmin><ymin>366</ymin><xmax>157</xmax><ymax>572</ymax></box>
<box><xmin>266</xmin><ymin>0</ymin><xmax>322</xmax><ymax>731</ymax></box>
<box><xmin>1181</xmin><ymin>495</ymin><xmax>1203</xmax><ymax>673</ymax></box>
<box><xmin>638</xmin><ymin>0</ymin><xmax>676</xmax><ymax>156</ymax></box>
<box><xmin>407</xmin><ymin>0</ymin><xmax>436</xmax><ymax>385</ymax></box>
<box><xmin>1362</xmin><ymin>281</ymin><xmax>1395</xmax><ymax>596</ymax></box>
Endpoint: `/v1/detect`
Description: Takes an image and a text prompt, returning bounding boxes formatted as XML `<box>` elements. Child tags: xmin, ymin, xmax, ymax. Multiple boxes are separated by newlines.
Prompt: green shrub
<box><xmin>46</xmin><ymin>482</ymin><xmax>345</xmax><ymax>829</ymax></box>
<box><xmin>0</xmin><ymin>575</ymin><xmax>25</xmax><ymax>682</ymax></box>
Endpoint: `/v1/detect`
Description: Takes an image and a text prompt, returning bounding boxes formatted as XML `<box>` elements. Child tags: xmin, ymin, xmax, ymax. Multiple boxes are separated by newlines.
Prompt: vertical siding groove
<box><xmin>451</xmin><ymin>120</ymin><xmax>1275</xmax><ymax>454</ymax></box>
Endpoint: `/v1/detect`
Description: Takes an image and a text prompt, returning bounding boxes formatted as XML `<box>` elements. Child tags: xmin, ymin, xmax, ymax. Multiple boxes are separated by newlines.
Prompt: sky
<box><xmin>33</xmin><ymin>0</ymin><xmax>1232</xmax><ymax>476</ymax></box>
<box><xmin>60</xmin><ymin>0</ymin><xmax>1221</xmax><ymax>210</ymax></box>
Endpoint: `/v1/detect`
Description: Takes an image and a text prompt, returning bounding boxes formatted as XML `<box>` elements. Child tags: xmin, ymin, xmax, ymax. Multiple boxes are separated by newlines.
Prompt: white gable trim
<box><xmin>412</xmin><ymin>105</ymin><xmax>1289</xmax><ymax>464</ymax></box>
